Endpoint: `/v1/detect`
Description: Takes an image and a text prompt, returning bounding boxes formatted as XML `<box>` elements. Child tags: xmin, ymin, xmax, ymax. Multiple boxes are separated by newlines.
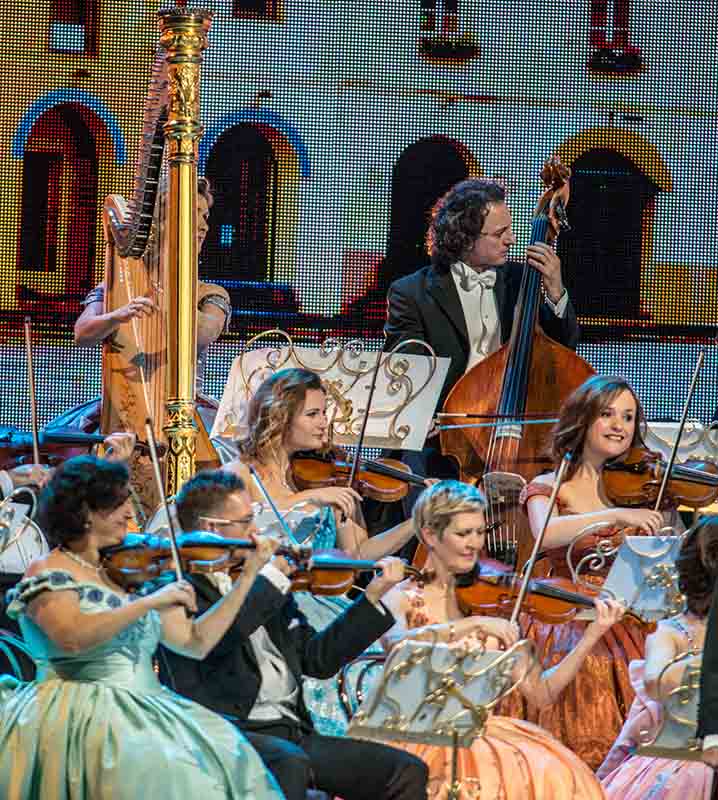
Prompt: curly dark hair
<box><xmin>175</xmin><ymin>469</ymin><xmax>247</xmax><ymax>532</ymax></box>
<box><xmin>427</xmin><ymin>179</ymin><xmax>507</xmax><ymax>273</ymax></box>
<box><xmin>677</xmin><ymin>515</ymin><xmax>718</xmax><ymax>617</ymax></box>
<box><xmin>237</xmin><ymin>368</ymin><xmax>325</xmax><ymax>463</ymax></box>
<box><xmin>37</xmin><ymin>456</ymin><xmax>130</xmax><ymax>547</ymax></box>
<box><xmin>550</xmin><ymin>375</ymin><xmax>647</xmax><ymax>480</ymax></box>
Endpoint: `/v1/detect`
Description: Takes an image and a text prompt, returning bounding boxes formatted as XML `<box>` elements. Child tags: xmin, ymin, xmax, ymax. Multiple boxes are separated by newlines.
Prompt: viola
<box><xmin>291</xmin><ymin>452</ymin><xmax>426</xmax><ymax>503</ymax></box>
<box><xmin>602</xmin><ymin>446</ymin><xmax>718</xmax><ymax>510</ymax></box>
<box><xmin>102</xmin><ymin>533</ymin><xmax>418</xmax><ymax>594</ymax></box>
<box><xmin>455</xmin><ymin>561</ymin><xmax>654</xmax><ymax>630</ymax></box>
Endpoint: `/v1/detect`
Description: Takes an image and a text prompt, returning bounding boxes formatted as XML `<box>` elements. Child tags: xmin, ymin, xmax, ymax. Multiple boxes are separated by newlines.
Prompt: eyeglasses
<box><xmin>198</xmin><ymin>515</ymin><xmax>254</xmax><ymax>528</ymax></box>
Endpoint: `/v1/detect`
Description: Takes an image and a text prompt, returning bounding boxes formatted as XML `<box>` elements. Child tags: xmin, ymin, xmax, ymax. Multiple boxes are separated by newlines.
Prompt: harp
<box><xmin>101</xmin><ymin>8</ymin><xmax>214</xmax><ymax>512</ymax></box>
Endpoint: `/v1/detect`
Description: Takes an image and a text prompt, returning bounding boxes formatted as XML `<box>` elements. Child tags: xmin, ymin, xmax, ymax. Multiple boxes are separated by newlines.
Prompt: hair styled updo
<box><xmin>37</xmin><ymin>455</ymin><xmax>130</xmax><ymax>547</ymax></box>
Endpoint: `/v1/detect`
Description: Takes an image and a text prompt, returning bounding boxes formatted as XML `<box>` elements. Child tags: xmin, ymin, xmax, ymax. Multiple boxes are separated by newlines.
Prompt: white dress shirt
<box><xmin>450</xmin><ymin>261</ymin><xmax>569</xmax><ymax>373</ymax></box>
<box><xmin>208</xmin><ymin>562</ymin><xmax>300</xmax><ymax>723</ymax></box>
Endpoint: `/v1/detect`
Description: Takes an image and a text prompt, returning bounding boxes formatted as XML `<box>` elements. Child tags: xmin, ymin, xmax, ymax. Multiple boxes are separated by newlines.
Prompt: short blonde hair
<box><xmin>412</xmin><ymin>480</ymin><xmax>486</xmax><ymax>542</ymax></box>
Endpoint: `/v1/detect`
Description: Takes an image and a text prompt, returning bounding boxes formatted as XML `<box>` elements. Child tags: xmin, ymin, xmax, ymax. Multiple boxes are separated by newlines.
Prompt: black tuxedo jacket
<box><xmin>384</xmin><ymin>262</ymin><xmax>580</xmax><ymax>411</ymax></box>
<box><xmin>158</xmin><ymin>573</ymin><xmax>394</xmax><ymax>732</ymax></box>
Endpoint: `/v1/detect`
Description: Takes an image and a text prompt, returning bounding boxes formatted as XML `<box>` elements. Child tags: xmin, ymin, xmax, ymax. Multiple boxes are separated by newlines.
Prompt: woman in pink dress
<box><xmin>597</xmin><ymin>516</ymin><xmax>717</xmax><ymax>798</ymax></box>
<box><xmin>519</xmin><ymin>375</ymin><xmax>683</xmax><ymax>768</ymax></box>
<box><xmin>379</xmin><ymin>479</ymin><xmax>624</xmax><ymax>800</ymax></box>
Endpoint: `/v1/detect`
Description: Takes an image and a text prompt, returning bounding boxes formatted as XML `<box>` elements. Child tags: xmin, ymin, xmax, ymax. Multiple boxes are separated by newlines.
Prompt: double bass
<box><xmin>440</xmin><ymin>158</ymin><xmax>595</xmax><ymax>568</ymax></box>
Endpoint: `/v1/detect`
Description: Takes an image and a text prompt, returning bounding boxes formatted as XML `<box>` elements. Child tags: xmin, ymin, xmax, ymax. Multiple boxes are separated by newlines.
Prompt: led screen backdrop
<box><xmin>1</xmin><ymin>0</ymin><xmax>716</xmax><ymax>432</ymax></box>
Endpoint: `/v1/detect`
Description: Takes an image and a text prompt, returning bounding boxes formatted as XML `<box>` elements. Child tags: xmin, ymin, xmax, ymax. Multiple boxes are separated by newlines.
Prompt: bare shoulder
<box><xmin>25</xmin><ymin>549</ymin><xmax>70</xmax><ymax>579</ymax></box>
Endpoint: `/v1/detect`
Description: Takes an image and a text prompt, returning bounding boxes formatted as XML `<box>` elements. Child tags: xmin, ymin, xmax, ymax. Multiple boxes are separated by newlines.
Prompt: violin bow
<box><xmin>144</xmin><ymin>417</ymin><xmax>185</xmax><ymax>582</ymax></box>
<box><xmin>23</xmin><ymin>317</ymin><xmax>41</xmax><ymax>465</ymax></box>
<box><xmin>509</xmin><ymin>451</ymin><xmax>572</xmax><ymax>627</ymax></box>
<box><xmin>653</xmin><ymin>350</ymin><xmax>704</xmax><ymax>512</ymax></box>
<box><xmin>247</xmin><ymin>464</ymin><xmax>302</xmax><ymax>550</ymax></box>
<box><xmin>347</xmin><ymin>346</ymin><xmax>384</xmax><ymax>489</ymax></box>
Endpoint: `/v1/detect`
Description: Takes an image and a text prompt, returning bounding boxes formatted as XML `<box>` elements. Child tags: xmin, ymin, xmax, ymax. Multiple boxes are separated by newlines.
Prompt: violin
<box><xmin>291</xmin><ymin>451</ymin><xmax>426</xmax><ymax>503</ymax></box>
<box><xmin>101</xmin><ymin>532</ymin><xmax>309</xmax><ymax>587</ymax></box>
<box><xmin>102</xmin><ymin>533</ymin><xmax>419</xmax><ymax>594</ymax></box>
<box><xmin>603</xmin><ymin>446</ymin><xmax>718</xmax><ymax>510</ymax></box>
<box><xmin>455</xmin><ymin>561</ymin><xmax>654</xmax><ymax>630</ymax></box>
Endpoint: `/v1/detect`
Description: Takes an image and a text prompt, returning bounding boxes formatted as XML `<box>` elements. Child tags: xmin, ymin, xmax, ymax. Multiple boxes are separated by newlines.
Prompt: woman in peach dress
<box><xmin>379</xmin><ymin>480</ymin><xmax>624</xmax><ymax>800</ymax></box>
<box><xmin>597</xmin><ymin>517</ymin><xmax>716</xmax><ymax>799</ymax></box>
<box><xmin>520</xmin><ymin>375</ymin><xmax>683</xmax><ymax>768</ymax></box>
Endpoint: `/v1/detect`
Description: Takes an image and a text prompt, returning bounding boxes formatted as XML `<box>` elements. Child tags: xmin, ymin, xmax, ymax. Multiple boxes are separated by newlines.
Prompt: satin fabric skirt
<box><xmin>397</xmin><ymin>714</ymin><xmax>606</xmax><ymax>800</ymax></box>
<box><xmin>0</xmin><ymin>669</ymin><xmax>284</xmax><ymax>800</ymax></box>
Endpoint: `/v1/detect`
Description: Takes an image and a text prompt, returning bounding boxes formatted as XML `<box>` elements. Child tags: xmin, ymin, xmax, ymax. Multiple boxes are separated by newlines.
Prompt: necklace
<box><xmin>60</xmin><ymin>547</ymin><xmax>104</xmax><ymax>574</ymax></box>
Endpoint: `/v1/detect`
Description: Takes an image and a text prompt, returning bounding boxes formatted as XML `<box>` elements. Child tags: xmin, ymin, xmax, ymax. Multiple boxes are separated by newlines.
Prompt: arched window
<box><xmin>50</xmin><ymin>0</ymin><xmax>98</xmax><ymax>55</ymax></box>
<box><xmin>556</xmin><ymin>148</ymin><xmax>659</xmax><ymax>319</ymax></box>
<box><xmin>381</xmin><ymin>137</ymin><xmax>470</xmax><ymax>287</ymax></box>
<box><xmin>18</xmin><ymin>103</ymin><xmax>99</xmax><ymax>313</ymax></box>
<box><xmin>588</xmin><ymin>0</ymin><xmax>642</xmax><ymax>73</ymax></box>
<box><xmin>204</xmin><ymin>124</ymin><xmax>279</xmax><ymax>288</ymax></box>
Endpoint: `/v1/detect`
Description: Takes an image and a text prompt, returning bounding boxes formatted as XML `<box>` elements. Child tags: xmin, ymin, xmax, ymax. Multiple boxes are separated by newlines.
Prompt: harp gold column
<box><xmin>158</xmin><ymin>8</ymin><xmax>213</xmax><ymax>496</ymax></box>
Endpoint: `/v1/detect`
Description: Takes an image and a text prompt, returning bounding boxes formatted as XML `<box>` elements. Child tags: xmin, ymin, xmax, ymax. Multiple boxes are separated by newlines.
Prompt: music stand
<box><xmin>347</xmin><ymin>636</ymin><xmax>535</xmax><ymax>800</ymax></box>
<box><xmin>210</xmin><ymin>334</ymin><xmax>449</xmax><ymax>452</ymax></box>
<box><xmin>567</xmin><ymin>524</ymin><xmax>686</xmax><ymax>622</ymax></box>
<box><xmin>636</xmin><ymin>648</ymin><xmax>704</xmax><ymax>761</ymax></box>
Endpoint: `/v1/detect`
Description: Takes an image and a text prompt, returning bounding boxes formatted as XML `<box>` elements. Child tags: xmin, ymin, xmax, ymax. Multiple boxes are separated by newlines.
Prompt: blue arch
<box><xmin>199</xmin><ymin>109</ymin><xmax>311</xmax><ymax>178</ymax></box>
<box><xmin>12</xmin><ymin>89</ymin><xmax>127</xmax><ymax>164</ymax></box>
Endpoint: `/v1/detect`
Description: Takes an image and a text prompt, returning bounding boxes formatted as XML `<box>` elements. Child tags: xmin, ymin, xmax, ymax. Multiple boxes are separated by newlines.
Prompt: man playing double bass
<box><xmin>383</xmin><ymin>178</ymin><xmax>580</xmax><ymax>501</ymax></box>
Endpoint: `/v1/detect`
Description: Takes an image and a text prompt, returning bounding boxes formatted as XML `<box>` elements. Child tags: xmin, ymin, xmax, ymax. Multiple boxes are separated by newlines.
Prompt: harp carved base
<box><xmin>164</xmin><ymin>398</ymin><xmax>198</xmax><ymax>497</ymax></box>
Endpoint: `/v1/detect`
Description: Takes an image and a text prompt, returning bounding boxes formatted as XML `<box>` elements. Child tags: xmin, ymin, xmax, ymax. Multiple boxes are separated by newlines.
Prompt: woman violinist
<box><xmin>224</xmin><ymin>366</ymin><xmax>422</xmax><ymax>734</ymax></box>
<box><xmin>0</xmin><ymin>454</ymin><xmax>284</xmax><ymax>800</ymax></box>
<box><xmin>519</xmin><ymin>374</ymin><xmax>684</xmax><ymax>768</ymax></box>
<box><xmin>379</xmin><ymin>480</ymin><xmax>624</xmax><ymax>800</ymax></box>
<box><xmin>597</xmin><ymin>516</ymin><xmax>717</xmax><ymax>799</ymax></box>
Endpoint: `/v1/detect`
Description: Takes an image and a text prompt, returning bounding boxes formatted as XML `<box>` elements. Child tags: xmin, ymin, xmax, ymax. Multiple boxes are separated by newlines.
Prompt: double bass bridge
<box><xmin>480</xmin><ymin>471</ymin><xmax>527</xmax><ymax>567</ymax></box>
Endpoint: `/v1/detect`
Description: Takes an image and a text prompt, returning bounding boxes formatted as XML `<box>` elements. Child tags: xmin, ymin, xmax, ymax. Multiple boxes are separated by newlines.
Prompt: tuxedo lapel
<box><xmin>427</xmin><ymin>268</ymin><xmax>469</xmax><ymax>348</ymax></box>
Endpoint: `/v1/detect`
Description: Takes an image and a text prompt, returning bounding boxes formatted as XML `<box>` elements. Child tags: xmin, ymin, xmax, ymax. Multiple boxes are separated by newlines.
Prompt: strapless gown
<box><xmin>0</xmin><ymin>569</ymin><xmax>284</xmax><ymax>800</ymax></box>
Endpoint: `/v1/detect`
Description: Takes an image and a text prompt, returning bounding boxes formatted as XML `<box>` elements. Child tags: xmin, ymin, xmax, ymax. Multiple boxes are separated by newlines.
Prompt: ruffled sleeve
<box><xmin>5</xmin><ymin>570</ymin><xmax>81</xmax><ymax>620</ymax></box>
<box><xmin>518</xmin><ymin>480</ymin><xmax>556</xmax><ymax>511</ymax></box>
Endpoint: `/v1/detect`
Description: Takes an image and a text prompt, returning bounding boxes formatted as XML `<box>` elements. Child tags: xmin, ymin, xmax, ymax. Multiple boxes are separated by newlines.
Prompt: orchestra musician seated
<box><xmin>156</xmin><ymin>467</ymin><xmax>429</xmax><ymax>800</ymax></box>
<box><xmin>0</xmin><ymin>455</ymin><xmax>284</xmax><ymax>800</ymax></box>
<box><xmin>598</xmin><ymin>515</ymin><xmax>717</xmax><ymax>799</ymax></box>
<box><xmin>223</xmin><ymin>367</ymin><xmax>422</xmax><ymax>735</ymax></box>
<box><xmin>378</xmin><ymin>480</ymin><xmax>623</xmax><ymax>800</ymax></box>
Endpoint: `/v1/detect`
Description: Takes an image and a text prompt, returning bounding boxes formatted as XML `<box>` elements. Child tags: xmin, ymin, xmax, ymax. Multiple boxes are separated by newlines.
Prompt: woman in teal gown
<box><xmin>225</xmin><ymin>368</ymin><xmax>420</xmax><ymax>737</ymax></box>
<box><xmin>0</xmin><ymin>455</ymin><xmax>284</xmax><ymax>800</ymax></box>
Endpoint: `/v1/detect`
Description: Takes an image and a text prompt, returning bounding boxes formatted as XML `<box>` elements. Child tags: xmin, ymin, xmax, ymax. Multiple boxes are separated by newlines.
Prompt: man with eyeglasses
<box><xmin>156</xmin><ymin>469</ymin><xmax>429</xmax><ymax>800</ymax></box>
<box><xmin>383</xmin><ymin>178</ymin><xmax>580</xmax><ymax>516</ymax></box>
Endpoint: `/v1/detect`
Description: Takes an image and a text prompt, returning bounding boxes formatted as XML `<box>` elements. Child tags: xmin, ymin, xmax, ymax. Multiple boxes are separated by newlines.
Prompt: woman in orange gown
<box><xmin>379</xmin><ymin>480</ymin><xmax>624</xmax><ymax>800</ymax></box>
<box><xmin>519</xmin><ymin>374</ymin><xmax>683</xmax><ymax>769</ymax></box>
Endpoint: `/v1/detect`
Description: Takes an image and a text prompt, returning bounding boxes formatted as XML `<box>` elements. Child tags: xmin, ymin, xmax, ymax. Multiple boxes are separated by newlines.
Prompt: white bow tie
<box><xmin>453</xmin><ymin>263</ymin><xmax>497</xmax><ymax>292</ymax></box>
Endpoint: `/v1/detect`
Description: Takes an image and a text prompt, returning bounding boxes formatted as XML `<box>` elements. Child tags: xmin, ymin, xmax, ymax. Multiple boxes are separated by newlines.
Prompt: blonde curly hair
<box><xmin>412</xmin><ymin>480</ymin><xmax>486</xmax><ymax>542</ymax></box>
<box><xmin>237</xmin><ymin>368</ymin><xmax>325</xmax><ymax>463</ymax></box>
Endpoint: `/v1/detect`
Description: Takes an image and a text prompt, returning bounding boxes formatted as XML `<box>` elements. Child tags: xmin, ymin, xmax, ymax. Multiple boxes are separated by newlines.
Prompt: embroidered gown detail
<box><xmin>0</xmin><ymin>570</ymin><xmax>284</xmax><ymax>800</ymax></box>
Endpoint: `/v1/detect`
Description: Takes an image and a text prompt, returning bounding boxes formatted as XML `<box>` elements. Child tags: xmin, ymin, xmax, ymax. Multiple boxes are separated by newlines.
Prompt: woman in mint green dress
<box><xmin>0</xmin><ymin>455</ymin><xmax>284</xmax><ymax>800</ymax></box>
